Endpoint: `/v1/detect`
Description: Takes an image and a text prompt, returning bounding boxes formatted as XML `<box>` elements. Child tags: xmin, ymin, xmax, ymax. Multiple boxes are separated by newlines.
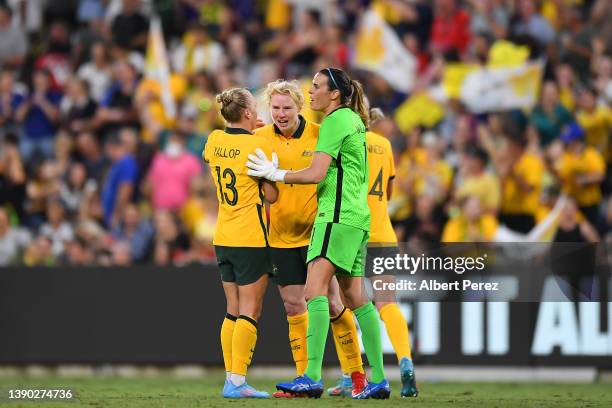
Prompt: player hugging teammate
<box><xmin>204</xmin><ymin>68</ymin><xmax>417</xmax><ymax>399</ymax></box>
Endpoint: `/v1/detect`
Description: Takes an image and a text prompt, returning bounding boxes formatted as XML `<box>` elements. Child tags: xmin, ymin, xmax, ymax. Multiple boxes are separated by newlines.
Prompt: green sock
<box><xmin>354</xmin><ymin>302</ymin><xmax>385</xmax><ymax>383</ymax></box>
<box><xmin>304</xmin><ymin>296</ymin><xmax>329</xmax><ymax>382</ymax></box>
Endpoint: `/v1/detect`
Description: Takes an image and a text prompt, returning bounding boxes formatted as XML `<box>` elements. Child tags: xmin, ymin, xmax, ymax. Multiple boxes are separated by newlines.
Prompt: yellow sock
<box><xmin>330</xmin><ymin>308</ymin><xmax>364</xmax><ymax>374</ymax></box>
<box><xmin>287</xmin><ymin>311</ymin><xmax>308</xmax><ymax>376</ymax></box>
<box><xmin>221</xmin><ymin>314</ymin><xmax>237</xmax><ymax>373</ymax></box>
<box><xmin>379</xmin><ymin>303</ymin><xmax>412</xmax><ymax>361</ymax></box>
<box><xmin>231</xmin><ymin>315</ymin><xmax>258</xmax><ymax>376</ymax></box>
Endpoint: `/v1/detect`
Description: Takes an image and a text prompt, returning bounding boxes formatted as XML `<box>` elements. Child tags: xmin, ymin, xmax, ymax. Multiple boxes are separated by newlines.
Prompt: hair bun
<box><xmin>216</xmin><ymin>90</ymin><xmax>235</xmax><ymax>107</ymax></box>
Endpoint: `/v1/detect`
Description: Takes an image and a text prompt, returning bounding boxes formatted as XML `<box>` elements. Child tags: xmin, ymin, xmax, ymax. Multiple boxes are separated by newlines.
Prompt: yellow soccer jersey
<box><xmin>203</xmin><ymin>127</ymin><xmax>272</xmax><ymax>247</ymax></box>
<box><xmin>255</xmin><ymin>117</ymin><xmax>319</xmax><ymax>248</ymax></box>
<box><xmin>366</xmin><ymin>131</ymin><xmax>397</xmax><ymax>245</ymax></box>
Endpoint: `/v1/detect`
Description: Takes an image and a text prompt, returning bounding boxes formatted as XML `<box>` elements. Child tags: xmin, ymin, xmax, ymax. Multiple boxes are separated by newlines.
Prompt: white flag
<box><xmin>145</xmin><ymin>16</ymin><xmax>176</xmax><ymax>120</ymax></box>
<box><xmin>353</xmin><ymin>9</ymin><xmax>416</xmax><ymax>92</ymax></box>
<box><xmin>460</xmin><ymin>60</ymin><xmax>544</xmax><ymax>113</ymax></box>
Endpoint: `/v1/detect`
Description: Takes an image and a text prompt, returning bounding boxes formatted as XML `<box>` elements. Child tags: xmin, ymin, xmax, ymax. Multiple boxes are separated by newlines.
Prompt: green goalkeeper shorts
<box><xmin>307</xmin><ymin>222</ymin><xmax>369</xmax><ymax>277</ymax></box>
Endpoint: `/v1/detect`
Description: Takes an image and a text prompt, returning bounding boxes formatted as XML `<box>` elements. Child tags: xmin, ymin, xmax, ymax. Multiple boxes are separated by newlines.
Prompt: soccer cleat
<box><xmin>353</xmin><ymin>379</ymin><xmax>391</xmax><ymax>400</ymax></box>
<box><xmin>326</xmin><ymin>374</ymin><xmax>352</xmax><ymax>397</ymax></box>
<box><xmin>223</xmin><ymin>381</ymin><xmax>270</xmax><ymax>398</ymax></box>
<box><xmin>222</xmin><ymin>379</ymin><xmax>231</xmax><ymax>396</ymax></box>
<box><xmin>350</xmin><ymin>371</ymin><xmax>367</xmax><ymax>397</ymax></box>
<box><xmin>276</xmin><ymin>374</ymin><xmax>324</xmax><ymax>398</ymax></box>
<box><xmin>273</xmin><ymin>390</ymin><xmax>307</xmax><ymax>398</ymax></box>
<box><xmin>399</xmin><ymin>357</ymin><xmax>419</xmax><ymax>397</ymax></box>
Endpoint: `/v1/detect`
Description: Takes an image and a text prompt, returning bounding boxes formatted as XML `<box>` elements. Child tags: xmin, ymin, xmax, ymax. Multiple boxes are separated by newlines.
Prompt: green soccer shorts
<box><xmin>269</xmin><ymin>246</ymin><xmax>308</xmax><ymax>286</ymax></box>
<box><xmin>307</xmin><ymin>222</ymin><xmax>369</xmax><ymax>277</ymax></box>
<box><xmin>215</xmin><ymin>246</ymin><xmax>272</xmax><ymax>285</ymax></box>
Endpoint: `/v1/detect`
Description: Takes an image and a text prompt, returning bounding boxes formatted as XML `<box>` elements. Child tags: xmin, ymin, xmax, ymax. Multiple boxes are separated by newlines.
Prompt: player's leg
<box><xmin>223</xmin><ymin>247</ymin><xmax>271</xmax><ymax>398</ymax></box>
<box><xmin>372</xmin><ymin>275</ymin><xmax>418</xmax><ymax>397</ymax></box>
<box><xmin>217</xmin><ymin>246</ymin><xmax>239</xmax><ymax>394</ymax></box>
<box><xmin>367</xmin><ymin>246</ymin><xmax>418</xmax><ymax>397</ymax></box>
<box><xmin>327</xmin><ymin>277</ymin><xmax>366</xmax><ymax>397</ymax></box>
<box><xmin>303</xmin><ymin>257</ymin><xmax>335</xmax><ymax>381</ymax></box>
<box><xmin>221</xmin><ymin>282</ymin><xmax>239</xmax><ymax>381</ymax></box>
<box><xmin>277</xmin><ymin>223</ymin><xmax>361</xmax><ymax>398</ymax></box>
<box><xmin>338</xmin><ymin>231</ymin><xmax>389</xmax><ymax>399</ymax></box>
<box><xmin>272</xmin><ymin>247</ymin><xmax>309</xmax><ymax>377</ymax></box>
<box><xmin>278</xmin><ymin>284</ymin><xmax>308</xmax><ymax>373</ymax></box>
<box><xmin>275</xmin><ymin>257</ymin><xmax>335</xmax><ymax>398</ymax></box>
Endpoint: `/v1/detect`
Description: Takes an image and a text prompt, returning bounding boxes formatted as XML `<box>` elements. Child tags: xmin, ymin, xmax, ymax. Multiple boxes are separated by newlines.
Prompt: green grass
<box><xmin>0</xmin><ymin>375</ymin><xmax>611</xmax><ymax>407</ymax></box>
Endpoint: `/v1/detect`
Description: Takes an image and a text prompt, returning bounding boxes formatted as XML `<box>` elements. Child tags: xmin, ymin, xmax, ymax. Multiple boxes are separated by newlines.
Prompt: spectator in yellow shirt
<box><xmin>576</xmin><ymin>86</ymin><xmax>611</xmax><ymax>157</ymax></box>
<box><xmin>442</xmin><ymin>196</ymin><xmax>498</xmax><ymax>242</ymax></box>
<box><xmin>494</xmin><ymin>126</ymin><xmax>545</xmax><ymax>234</ymax></box>
<box><xmin>455</xmin><ymin>145</ymin><xmax>500</xmax><ymax>214</ymax></box>
<box><xmin>553</xmin><ymin>122</ymin><xmax>606</xmax><ymax>226</ymax></box>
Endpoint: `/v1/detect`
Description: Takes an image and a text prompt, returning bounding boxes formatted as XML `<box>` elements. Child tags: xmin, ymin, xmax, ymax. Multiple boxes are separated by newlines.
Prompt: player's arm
<box><xmin>261</xmin><ymin>180</ymin><xmax>279</xmax><ymax>203</ymax></box>
<box><xmin>387</xmin><ymin>177</ymin><xmax>394</xmax><ymax>200</ymax></box>
<box><xmin>246</xmin><ymin>149</ymin><xmax>332</xmax><ymax>185</ymax></box>
<box><xmin>283</xmin><ymin>152</ymin><xmax>332</xmax><ymax>184</ymax></box>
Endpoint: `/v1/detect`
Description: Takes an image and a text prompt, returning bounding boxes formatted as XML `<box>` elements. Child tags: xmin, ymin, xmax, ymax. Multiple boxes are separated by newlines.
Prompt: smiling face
<box><xmin>270</xmin><ymin>93</ymin><xmax>299</xmax><ymax>135</ymax></box>
<box><xmin>309</xmin><ymin>72</ymin><xmax>339</xmax><ymax>113</ymax></box>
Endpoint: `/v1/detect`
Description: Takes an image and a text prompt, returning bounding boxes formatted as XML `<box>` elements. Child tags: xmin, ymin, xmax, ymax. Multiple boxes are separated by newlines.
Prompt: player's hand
<box><xmin>246</xmin><ymin>148</ymin><xmax>287</xmax><ymax>182</ymax></box>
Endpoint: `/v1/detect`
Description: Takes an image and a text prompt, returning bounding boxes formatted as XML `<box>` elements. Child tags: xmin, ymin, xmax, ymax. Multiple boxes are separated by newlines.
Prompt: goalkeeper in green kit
<box><xmin>246</xmin><ymin>67</ymin><xmax>390</xmax><ymax>399</ymax></box>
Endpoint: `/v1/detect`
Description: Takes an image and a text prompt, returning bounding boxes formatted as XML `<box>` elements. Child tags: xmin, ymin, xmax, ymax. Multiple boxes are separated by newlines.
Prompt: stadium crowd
<box><xmin>0</xmin><ymin>0</ymin><xmax>611</xmax><ymax>267</ymax></box>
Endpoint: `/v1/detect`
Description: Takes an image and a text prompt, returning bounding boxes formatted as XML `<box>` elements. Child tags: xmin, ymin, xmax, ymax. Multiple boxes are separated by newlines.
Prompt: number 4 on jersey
<box><xmin>369</xmin><ymin>167</ymin><xmax>384</xmax><ymax>201</ymax></box>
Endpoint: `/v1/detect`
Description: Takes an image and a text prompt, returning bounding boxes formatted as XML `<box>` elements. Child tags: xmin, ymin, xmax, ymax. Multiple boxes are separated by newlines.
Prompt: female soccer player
<box><xmin>203</xmin><ymin>88</ymin><xmax>275</xmax><ymax>398</ymax></box>
<box><xmin>329</xmin><ymin>107</ymin><xmax>419</xmax><ymax>397</ymax></box>
<box><xmin>247</xmin><ymin>68</ymin><xmax>390</xmax><ymax>399</ymax></box>
<box><xmin>255</xmin><ymin>80</ymin><xmax>366</xmax><ymax>398</ymax></box>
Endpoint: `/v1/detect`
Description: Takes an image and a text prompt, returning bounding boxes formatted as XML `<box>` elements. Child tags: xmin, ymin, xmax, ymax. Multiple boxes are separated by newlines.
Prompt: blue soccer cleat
<box><xmin>353</xmin><ymin>379</ymin><xmax>391</xmax><ymax>399</ymax></box>
<box><xmin>276</xmin><ymin>374</ymin><xmax>324</xmax><ymax>398</ymax></box>
<box><xmin>400</xmin><ymin>357</ymin><xmax>419</xmax><ymax>397</ymax></box>
<box><xmin>223</xmin><ymin>381</ymin><xmax>270</xmax><ymax>398</ymax></box>
<box><xmin>326</xmin><ymin>374</ymin><xmax>352</xmax><ymax>397</ymax></box>
<box><xmin>222</xmin><ymin>379</ymin><xmax>231</xmax><ymax>396</ymax></box>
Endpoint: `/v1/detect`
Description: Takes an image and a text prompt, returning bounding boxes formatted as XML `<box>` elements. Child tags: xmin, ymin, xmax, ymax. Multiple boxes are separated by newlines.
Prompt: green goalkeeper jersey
<box><xmin>314</xmin><ymin>107</ymin><xmax>370</xmax><ymax>231</ymax></box>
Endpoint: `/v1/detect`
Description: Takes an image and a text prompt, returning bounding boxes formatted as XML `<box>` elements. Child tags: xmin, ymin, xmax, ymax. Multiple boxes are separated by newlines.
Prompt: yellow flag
<box><xmin>394</xmin><ymin>92</ymin><xmax>444</xmax><ymax>133</ymax></box>
<box><xmin>487</xmin><ymin>40</ymin><xmax>530</xmax><ymax>68</ymax></box>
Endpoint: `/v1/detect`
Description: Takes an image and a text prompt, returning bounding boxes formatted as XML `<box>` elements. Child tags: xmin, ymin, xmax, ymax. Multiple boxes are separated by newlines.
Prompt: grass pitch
<box><xmin>0</xmin><ymin>375</ymin><xmax>611</xmax><ymax>407</ymax></box>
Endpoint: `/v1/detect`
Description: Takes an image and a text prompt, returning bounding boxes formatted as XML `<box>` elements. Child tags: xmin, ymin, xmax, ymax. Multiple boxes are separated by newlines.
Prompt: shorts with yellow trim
<box><xmin>270</xmin><ymin>246</ymin><xmax>308</xmax><ymax>286</ymax></box>
<box><xmin>307</xmin><ymin>223</ymin><xmax>368</xmax><ymax>277</ymax></box>
<box><xmin>365</xmin><ymin>245</ymin><xmax>400</xmax><ymax>278</ymax></box>
<box><xmin>215</xmin><ymin>246</ymin><xmax>272</xmax><ymax>285</ymax></box>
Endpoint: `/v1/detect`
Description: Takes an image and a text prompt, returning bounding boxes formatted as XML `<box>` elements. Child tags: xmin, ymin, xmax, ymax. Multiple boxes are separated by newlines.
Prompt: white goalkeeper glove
<box><xmin>246</xmin><ymin>148</ymin><xmax>287</xmax><ymax>182</ymax></box>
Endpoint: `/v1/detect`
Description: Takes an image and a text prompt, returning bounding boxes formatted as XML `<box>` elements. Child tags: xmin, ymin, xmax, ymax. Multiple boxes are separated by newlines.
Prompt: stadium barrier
<box><xmin>0</xmin><ymin>265</ymin><xmax>610</xmax><ymax>367</ymax></box>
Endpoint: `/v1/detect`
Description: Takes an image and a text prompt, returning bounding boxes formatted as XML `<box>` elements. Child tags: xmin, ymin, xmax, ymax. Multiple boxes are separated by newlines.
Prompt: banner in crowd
<box><xmin>353</xmin><ymin>9</ymin><xmax>416</xmax><ymax>92</ymax></box>
<box><xmin>459</xmin><ymin>60</ymin><xmax>544</xmax><ymax>113</ymax></box>
<box><xmin>145</xmin><ymin>15</ymin><xmax>176</xmax><ymax>120</ymax></box>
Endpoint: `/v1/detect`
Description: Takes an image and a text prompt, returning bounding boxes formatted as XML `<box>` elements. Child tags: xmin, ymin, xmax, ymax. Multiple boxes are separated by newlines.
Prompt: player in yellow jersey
<box><xmin>331</xmin><ymin>107</ymin><xmax>419</xmax><ymax>397</ymax></box>
<box><xmin>255</xmin><ymin>80</ymin><xmax>366</xmax><ymax>398</ymax></box>
<box><xmin>203</xmin><ymin>88</ymin><xmax>275</xmax><ymax>399</ymax></box>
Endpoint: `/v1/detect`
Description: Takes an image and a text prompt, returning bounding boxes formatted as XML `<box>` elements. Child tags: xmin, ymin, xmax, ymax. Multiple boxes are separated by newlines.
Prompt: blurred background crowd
<box><xmin>0</xmin><ymin>0</ymin><xmax>611</xmax><ymax>267</ymax></box>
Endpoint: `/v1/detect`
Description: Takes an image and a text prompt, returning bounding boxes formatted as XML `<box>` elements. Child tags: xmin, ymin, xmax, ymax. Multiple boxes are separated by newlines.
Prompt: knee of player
<box><xmin>341</xmin><ymin>292</ymin><xmax>367</xmax><ymax>311</ymax></box>
<box><xmin>327</xmin><ymin>297</ymin><xmax>344</xmax><ymax>316</ymax></box>
<box><xmin>374</xmin><ymin>300</ymin><xmax>395</xmax><ymax>312</ymax></box>
<box><xmin>283</xmin><ymin>297</ymin><xmax>306</xmax><ymax>316</ymax></box>
<box><xmin>239</xmin><ymin>303</ymin><xmax>264</xmax><ymax>321</ymax></box>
